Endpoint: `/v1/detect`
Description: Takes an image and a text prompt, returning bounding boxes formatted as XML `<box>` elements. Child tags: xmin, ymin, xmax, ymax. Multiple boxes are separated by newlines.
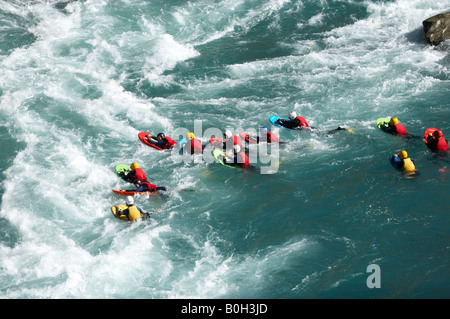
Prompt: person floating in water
<box><xmin>120</xmin><ymin>162</ymin><xmax>147</xmax><ymax>184</ymax></box>
<box><xmin>209</xmin><ymin>129</ymin><xmax>245</xmax><ymax>151</ymax></box>
<box><xmin>245</xmin><ymin>127</ymin><xmax>279</xmax><ymax>144</ymax></box>
<box><xmin>113</xmin><ymin>196</ymin><xmax>150</xmax><ymax>222</ymax></box>
<box><xmin>225</xmin><ymin>145</ymin><xmax>250</xmax><ymax>168</ymax></box>
<box><xmin>223</xmin><ymin>129</ymin><xmax>243</xmax><ymax>150</ymax></box>
<box><xmin>145</xmin><ymin>133</ymin><xmax>176</xmax><ymax>149</ymax></box>
<box><xmin>426</xmin><ymin>129</ymin><xmax>449</xmax><ymax>152</ymax></box>
<box><xmin>326</xmin><ymin>125</ymin><xmax>352</xmax><ymax>136</ymax></box>
<box><xmin>275</xmin><ymin>111</ymin><xmax>349</xmax><ymax>135</ymax></box>
<box><xmin>390</xmin><ymin>150</ymin><xmax>416</xmax><ymax>172</ymax></box>
<box><xmin>182</xmin><ymin>132</ymin><xmax>203</xmax><ymax>154</ymax></box>
<box><xmin>379</xmin><ymin>117</ymin><xmax>407</xmax><ymax>135</ymax></box>
<box><xmin>275</xmin><ymin>111</ymin><xmax>312</xmax><ymax>130</ymax></box>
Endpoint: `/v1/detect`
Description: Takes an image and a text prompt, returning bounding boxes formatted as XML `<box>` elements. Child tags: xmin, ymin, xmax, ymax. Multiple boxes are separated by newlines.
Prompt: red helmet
<box><xmin>433</xmin><ymin>130</ymin><xmax>444</xmax><ymax>138</ymax></box>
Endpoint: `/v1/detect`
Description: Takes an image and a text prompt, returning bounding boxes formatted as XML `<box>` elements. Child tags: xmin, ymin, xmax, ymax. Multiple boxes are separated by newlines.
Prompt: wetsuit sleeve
<box><xmin>380</xmin><ymin>125</ymin><xmax>395</xmax><ymax>134</ymax></box>
<box><xmin>118</xmin><ymin>171</ymin><xmax>127</xmax><ymax>179</ymax></box>
<box><xmin>125</xmin><ymin>170</ymin><xmax>136</xmax><ymax>180</ymax></box>
<box><xmin>125</xmin><ymin>185</ymin><xmax>145</xmax><ymax>192</ymax></box>
<box><xmin>426</xmin><ymin>136</ymin><xmax>438</xmax><ymax>147</ymax></box>
<box><xmin>282</xmin><ymin>119</ymin><xmax>300</xmax><ymax>129</ymax></box>
<box><xmin>156</xmin><ymin>140</ymin><xmax>167</xmax><ymax>148</ymax></box>
<box><xmin>392</xmin><ymin>156</ymin><xmax>403</xmax><ymax>168</ymax></box>
<box><xmin>148</xmin><ymin>139</ymin><xmax>167</xmax><ymax>148</ymax></box>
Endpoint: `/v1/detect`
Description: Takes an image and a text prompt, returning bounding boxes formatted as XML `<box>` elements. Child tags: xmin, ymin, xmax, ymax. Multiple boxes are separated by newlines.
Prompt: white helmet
<box><xmin>126</xmin><ymin>196</ymin><xmax>134</xmax><ymax>206</ymax></box>
<box><xmin>224</xmin><ymin>129</ymin><xmax>232</xmax><ymax>138</ymax></box>
<box><xmin>233</xmin><ymin>145</ymin><xmax>241</xmax><ymax>153</ymax></box>
<box><xmin>289</xmin><ymin>111</ymin><xmax>297</xmax><ymax>120</ymax></box>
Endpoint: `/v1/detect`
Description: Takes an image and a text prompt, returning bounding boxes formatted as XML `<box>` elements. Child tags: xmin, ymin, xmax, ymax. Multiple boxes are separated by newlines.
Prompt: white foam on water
<box><xmin>1</xmin><ymin>0</ymin><xmax>449</xmax><ymax>299</ymax></box>
<box><xmin>139</xmin><ymin>28</ymin><xmax>200</xmax><ymax>86</ymax></box>
<box><xmin>0</xmin><ymin>0</ymin><xmax>187</xmax><ymax>298</ymax></box>
<box><xmin>168</xmin><ymin>0</ymin><xmax>292</xmax><ymax>46</ymax></box>
<box><xmin>166</xmin><ymin>235</ymin><xmax>315</xmax><ymax>298</ymax></box>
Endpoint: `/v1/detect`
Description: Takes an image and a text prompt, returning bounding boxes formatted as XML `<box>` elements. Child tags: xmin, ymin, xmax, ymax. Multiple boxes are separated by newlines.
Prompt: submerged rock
<box><xmin>423</xmin><ymin>12</ymin><xmax>450</xmax><ymax>45</ymax></box>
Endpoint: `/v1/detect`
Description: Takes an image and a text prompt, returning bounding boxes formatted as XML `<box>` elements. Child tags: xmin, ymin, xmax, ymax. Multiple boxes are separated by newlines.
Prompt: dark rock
<box><xmin>423</xmin><ymin>12</ymin><xmax>450</xmax><ymax>45</ymax></box>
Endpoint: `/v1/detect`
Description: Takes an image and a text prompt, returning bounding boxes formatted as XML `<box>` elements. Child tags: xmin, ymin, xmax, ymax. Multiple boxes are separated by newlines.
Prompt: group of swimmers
<box><xmin>145</xmin><ymin>129</ymin><xmax>263</xmax><ymax>168</ymax></box>
<box><xmin>273</xmin><ymin>112</ymin><xmax>448</xmax><ymax>174</ymax></box>
<box><xmin>112</xmin><ymin>162</ymin><xmax>167</xmax><ymax>221</ymax></box>
<box><xmin>112</xmin><ymin>111</ymin><xmax>449</xmax><ymax>221</ymax></box>
<box><xmin>270</xmin><ymin>111</ymin><xmax>448</xmax><ymax>173</ymax></box>
<box><xmin>140</xmin><ymin>110</ymin><xmax>351</xmax><ymax>169</ymax></box>
<box><xmin>379</xmin><ymin>117</ymin><xmax>448</xmax><ymax>172</ymax></box>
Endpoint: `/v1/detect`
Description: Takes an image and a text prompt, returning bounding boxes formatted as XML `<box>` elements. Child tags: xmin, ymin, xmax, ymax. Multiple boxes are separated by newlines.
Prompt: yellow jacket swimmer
<box><xmin>390</xmin><ymin>150</ymin><xmax>416</xmax><ymax>172</ymax></box>
<box><xmin>111</xmin><ymin>196</ymin><xmax>150</xmax><ymax>222</ymax></box>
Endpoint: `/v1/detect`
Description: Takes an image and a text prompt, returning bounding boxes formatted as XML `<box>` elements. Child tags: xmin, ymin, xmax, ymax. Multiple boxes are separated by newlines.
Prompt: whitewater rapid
<box><xmin>1</xmin><ymin>0</ymin><xmax>449</xmax><ymax>299</ymax></box>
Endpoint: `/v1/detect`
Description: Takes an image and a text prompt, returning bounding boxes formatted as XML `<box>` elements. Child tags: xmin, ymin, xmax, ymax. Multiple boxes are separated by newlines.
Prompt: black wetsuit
<box><xmin>380</xmin><ymin>124</ymin><xmax>398</xmax><ymax>135</ymax></box>
<box><xmin>148</xmin><ymin>138</ymin><xmax>168</xmax><ymax>148</ymax></box>
<box><xmin>276</xmin><ymin>118</ymin><xmax>300</xmax><ymax>129</ymax></box>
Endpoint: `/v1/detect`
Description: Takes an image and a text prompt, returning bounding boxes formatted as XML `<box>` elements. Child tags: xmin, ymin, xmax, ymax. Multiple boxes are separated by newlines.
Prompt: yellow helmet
<box><xmin>399</xmin><ymin>150</ymin><xmax>407</xmax><ymax>159</ymax></box>
<box><xmin>389</xmin><ymin>117</ymin><xmax>398</xmax><ymax>125</ymax></box>
<box><xmin>130</xmin><ymin>162</ymin><xmax>139</xmax><ymax>170</ymax></box>
<box><xmin>186</xmin><ymin>132</ymin><xmax>194</xmax><ymax>139</ymax></box>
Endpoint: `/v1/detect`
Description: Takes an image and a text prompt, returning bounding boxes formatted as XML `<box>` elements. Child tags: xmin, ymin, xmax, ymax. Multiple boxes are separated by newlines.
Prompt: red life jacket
<box><xmin>190</xmin><ymin>138</ymin><xmax>203</xmax><ymax>154</ymax></box>
<box><xmin>164</xmin><ymin>136</ymin><xmax>176</xmax><ymax>149</ymax></box>
<box><xmin>131</xmin><ymin>168</ymin><xmax>147</xmax><ymax>182</ymax></box>
<box><xmin>437</xmin><ymin>137</ymin><xmax>449</xmax><ymax>151</ymax></box>
<box><xmin>142</xmin><ymin>180</ymin><xmax>157</xmax><ymax>192</ymax></box>
<box><xmin>295</xmin><ymin>116</ymin><xmax>309</xmax><ymax>127</ymax></box>
<box><xmin>394</xmin><ymin>123</ymin><xmax>407</xmax><ymax>135</ymax></box>
<box><xmin>209</xmin><ymin>137</ymin><xmax>225</xmax><ymax>146</ymax></box>
<box><xmin>267</xmin><ymin>131</ymin><xmax>279</xmax><ymax>143</ymax></box>
<box><xmin>227</xmin><ymin>135</ymin><xmax>242</xmax><ymax>147</ymax></box>
<box><xmin>237</xmin><ymin>152</ymin><xmax>250</xmax><ymax>167</ymax></box>
<box><xmin>234</xmin><ymin>135</ymin><xmax>243</xmax><ymax>147</ymax></box>
<box><xmin>223</xmin><ymin>136</ymin><xmax>243</xmax><ymax>150</ymax></box>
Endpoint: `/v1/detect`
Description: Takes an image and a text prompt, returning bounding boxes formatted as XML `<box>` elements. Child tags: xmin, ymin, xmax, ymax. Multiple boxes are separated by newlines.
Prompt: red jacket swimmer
<box><xmin>426</xmin><ymin>129</ymin><xmax>449</xmax><ymax>152</ymax></box>
<box><xmin>123</xmin><ymin>162</ymin><xmax>147</xmax><ymax>183</ymax></box>
<box><xmin>145</xmin><ymin>133</ymin><xmax>176</xmax><ymax>149</ymax></box>
<box><xmin>183</xmin><ymin>132</ymin><xmax>203</xmax><ymax>154</ymax></box>
<box><xmin>245</xmin><ymin>127</ymin><xmax>279</xmax><ymax>144</ymax></box>
<box><xmin>379</xmin><ymin>117</ymin><xmax>407</xmax><ymax>135</ymax></box>
<box><xmin>275</xmin><ymin>111</ymin><xmax>311</xmax><ymax>130</ymax></box>
<box><xmin>224</xmin><ymin>129</ymin><xmax>243</xmax><ymax>148</ymax></box>
<box><xmin>225</xmin><ymin>145</ymin><xmax>250</xmax><ymax>168</ymax></box>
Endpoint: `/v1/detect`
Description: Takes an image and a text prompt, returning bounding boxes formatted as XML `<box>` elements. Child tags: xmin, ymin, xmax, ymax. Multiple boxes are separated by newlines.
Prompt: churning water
<box><xmin>0</xmin><ymin>0</ymin><xmax>449</xmax><ymax>299</ymax></box>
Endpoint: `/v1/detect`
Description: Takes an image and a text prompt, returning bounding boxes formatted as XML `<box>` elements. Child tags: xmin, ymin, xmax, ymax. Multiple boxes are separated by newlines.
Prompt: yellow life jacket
<box><xmin>111</xmin><ymin>204</ymin><xmax>128</xmax><ymax>221</ymax></box>
<box><xmin>127</xmin><ymin>205</ymin><xmax>141</xmax><ymax>222</ymax></box>
<box><xmin>402</xmin><ymin>158</ymin><xmax>416</xmax><ymax>172</ymax></box>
